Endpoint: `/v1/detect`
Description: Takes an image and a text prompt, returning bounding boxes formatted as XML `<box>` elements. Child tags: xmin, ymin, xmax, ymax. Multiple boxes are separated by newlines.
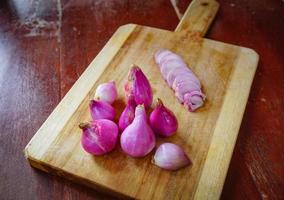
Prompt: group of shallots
<box><xmin>79</xmin><ymin>65</ymin><xmax>191</xmax><ymax>171</ymax></box>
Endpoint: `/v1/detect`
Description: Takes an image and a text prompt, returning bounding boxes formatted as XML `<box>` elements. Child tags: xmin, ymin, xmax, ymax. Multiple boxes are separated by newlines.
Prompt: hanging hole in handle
<box><xmin>201</xmin><ymin>2</ymin><xmax>209</xmax><ymax>6</ymax></box>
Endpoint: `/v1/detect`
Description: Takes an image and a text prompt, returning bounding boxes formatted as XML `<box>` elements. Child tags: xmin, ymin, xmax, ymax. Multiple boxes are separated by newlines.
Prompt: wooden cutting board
<box><xmin>24</xmin><ymin>0</ymin><xmax>259</xmax><ymax>199</ymax></box>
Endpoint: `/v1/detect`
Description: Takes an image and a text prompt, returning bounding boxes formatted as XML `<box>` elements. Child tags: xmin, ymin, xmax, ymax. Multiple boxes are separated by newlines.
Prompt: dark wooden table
<box><xmin>0</xmin><ymin>0</ymin><xmax>283</xmax><ymax>199</ymax></box>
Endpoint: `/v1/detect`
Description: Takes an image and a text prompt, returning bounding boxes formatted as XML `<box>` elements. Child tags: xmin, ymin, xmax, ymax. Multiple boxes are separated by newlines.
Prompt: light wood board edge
<box><xmin>175</xmin><ymin>0</ymin><xmax>219</xmax><ymax>36</ymax></box>
<box><xmin>193</xmin><ymin>47</ymin><xmax>259</xmax><ymax>200</ymax></box>
<box><xmin>26</xmin><ymin>157</ymin><xmax>132</xmax><ymax>199</ymax></box>
<box><xmin>24</xmin><ymin>24</ymin><xmax>137</xmax><ymax>160</ymax></box>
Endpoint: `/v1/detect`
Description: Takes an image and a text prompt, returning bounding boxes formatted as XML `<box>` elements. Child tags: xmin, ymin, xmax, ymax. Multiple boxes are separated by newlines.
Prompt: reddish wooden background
<box><xmin>0</xmin><ymin>0</ymin><xmax>283</xmax><ymax>199</ymax></box>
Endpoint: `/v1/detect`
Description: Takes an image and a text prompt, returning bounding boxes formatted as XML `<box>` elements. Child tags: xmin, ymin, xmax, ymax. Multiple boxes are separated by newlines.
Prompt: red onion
<box><xmin>124</xmin><ymin>65</ymin><xmax>153</xmax><ymax>108</ymax></box>
<box><xmin>94</xmin><ymin>81</ymin><xmax>117</xmax><ymax>104</ymax></box>
<box><xmin>150</xmin><ymin>99</ymin><xmax>178</xmax><ymax>137</ymax></box>
<box><xmin>120</xmin><ymin>105</ymin><xmax>156</xmax><ymax>157</ymax></box>
<box><xmin>89</xmin><ymin>100</ymin><xmax>115</xmax><ymax>120</ymax></box>
<box><xmin>118</xmin><ymin>96</ymin><xmax>136</xmax><ymax>131</ymax></box>
<box><xmin>153</xmin><ymin>143</ymin><xmax>191</xmax><ymax>170</ymax></box>
<box><xmin>79</xmin><ymin>119</ymin><xmax>118</xmax><ymax>155</ymax></box>
<box><xmin>154</xmin><ymin>49</ymin><xmax>205</xmax><ymax>112</ymax></box>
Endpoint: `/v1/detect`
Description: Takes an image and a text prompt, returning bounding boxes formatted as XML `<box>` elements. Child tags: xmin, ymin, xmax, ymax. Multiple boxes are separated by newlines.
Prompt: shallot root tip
<box><xmin>156</xmin><ymin>98</ymin><xmax>163</xmax><ymax>106</ymax></box>
<box><xmin>79</xmin><ymin>122</ymin><xmax>90</xmax><ymax>130</ymax></box>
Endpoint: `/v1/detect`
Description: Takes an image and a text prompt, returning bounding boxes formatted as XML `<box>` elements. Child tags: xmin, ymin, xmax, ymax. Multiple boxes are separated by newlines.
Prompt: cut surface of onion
<box><xmin>154</xmin><ymin>49</ymin><xmax>205</xmax><ymax>112</ymax></box>
<box><xmin>160</xmin><ymin>59</ymin><xmax>187</xmax><ymax>79</ymax></box>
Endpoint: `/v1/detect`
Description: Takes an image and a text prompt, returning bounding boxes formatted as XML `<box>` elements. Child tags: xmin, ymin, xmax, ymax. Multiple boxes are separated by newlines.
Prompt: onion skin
<box><xmin>120</xmin><ymin>105</ymin><xmax>156</xmax><ymax>157</ymax></box>
<box><xmin>118</xmin><ymin>96</ymin><xmax>136</xmax><ymax>131</ymax></box>
<box><xmin>150</xmin><ymin>99</ymin><xmax>178</xmax><ymax>137</ymax></box>
<box><xmin>124</xmin><ymin>65</ymin><xmax>153</xmax><ymax>108</ymax></box>
<box><xmin>79</xmin><ymin>120</ymin><xmax>118</xmax><ymax>155</ymax></box>
<box><xmin>154</xmin><ymin>49</ymin><xmax>205</xmax><ymax>112</ymax></box>
<box><xmin>153</xmin><ymin>143</ymin><xmax>191</xmax><ymax>170</ymax></box>
<box><xmin>94</xmin><ymin>81</ymin><xmax>117</xmax><ymax>104</ymax></box>
<box><xmin>89</xmin><ymin>100</ymin><xmax>115</xmax><ymax>120</ymax></box>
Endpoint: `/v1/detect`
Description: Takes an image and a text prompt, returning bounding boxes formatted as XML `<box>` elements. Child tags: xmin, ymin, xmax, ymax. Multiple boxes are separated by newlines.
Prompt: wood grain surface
<box><xmin>0</xmin><ymin>0</ymin><xmax>283</xmax><ymax>200</ymax></box>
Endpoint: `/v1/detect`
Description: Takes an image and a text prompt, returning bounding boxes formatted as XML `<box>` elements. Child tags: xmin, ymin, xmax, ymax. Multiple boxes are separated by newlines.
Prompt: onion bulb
<box><xmin>79</xmin><ymin>119</ymin><xmax>118</xmax><ymax>155</ymax></box>
<box><xmin>120</xmin><ymin>105</ymin><xmax>156</xmax><ymax>157</ymax></box>
<box><xmin>153</xmin><ymin>143</ymin><xmax>191</xmax><ymax>170</ymax></box>
<box><xmin>150</xmin><ymin>98</ymin><xmax>178</xmax><ymax>137</ymax></box>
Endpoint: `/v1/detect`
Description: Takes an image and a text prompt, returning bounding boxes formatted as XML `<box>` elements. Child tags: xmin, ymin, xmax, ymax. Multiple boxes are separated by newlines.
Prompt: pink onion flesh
<box><xmin>160</xmin><ymin>59</ymin><xmax>187</xmax><ymax>79</ymax></box>
<box><xmin>154</xmin><ymin>49</ymin><xmax>205</xmax><ymax>111</ymax></box>
<box><xmin>155</xmin><ymin>49</ymin><xmax>172</xmax><ymax>65</ymax></box>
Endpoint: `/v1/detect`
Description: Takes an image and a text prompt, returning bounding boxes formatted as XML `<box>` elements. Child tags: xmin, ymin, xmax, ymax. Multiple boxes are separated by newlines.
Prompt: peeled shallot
<box><xmin>94</xmin><ymin>81</ymin><xmax>117</xmax><ymax>104</ymax></box>
<box><xmin>153</xmin><ymin>143</ymin><xmax>191</xmax><ymax>170</ymax></box>
<box><xmin>154</xmin><ymin>49</ymin><xmax>205</xmax><ymax>111</ymax></box>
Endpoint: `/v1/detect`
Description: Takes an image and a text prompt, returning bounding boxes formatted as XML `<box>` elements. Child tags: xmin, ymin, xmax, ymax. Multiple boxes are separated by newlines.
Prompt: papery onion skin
<box><xmin>120</xmin><ymin>105</ymin><xmax>156</xmax><ymax>157</ymax></box>
<box><xmin>124</xmin><ymin>65</ymin><xmax>153</xmax><ymax>108</ymax></box>
<box><xmin>154</xmin><ymin>49</ymin><xmax>205</xmax><ymax>112</ymax></box>
<box><xmin>150</xmin><ymin>99</ymin><xmax>178</xmax><ymax>137</ymax></box>
<box><xmin>118</xmin><ymin>96</ymin><xmax>136</xmax><ymax>131</ymax></box>
<box><xmin>89</xmin><ymin>100</ymin><xmax>115</xmax><ymax>120</ymax></box>
<box><xmin>153</xmin><ymin>143</ymin><xmax>191</xmax><ymax>170</ymax></box>
<box><xmin>79</xmin><ymin>119</ymin><xmax>118</xmax><ymax>155</ymax></box>
<box><xmin>94</xmin><ymin>81</ymin><xmax>117</xmax><ymax>104</ymax></box>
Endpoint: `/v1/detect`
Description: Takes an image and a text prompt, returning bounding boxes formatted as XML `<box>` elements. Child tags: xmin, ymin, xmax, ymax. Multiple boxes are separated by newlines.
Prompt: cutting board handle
<box><xmin>175</xmin><ymin>0</ymin><xmax>219</xmax><ymax>37</ymax></box>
